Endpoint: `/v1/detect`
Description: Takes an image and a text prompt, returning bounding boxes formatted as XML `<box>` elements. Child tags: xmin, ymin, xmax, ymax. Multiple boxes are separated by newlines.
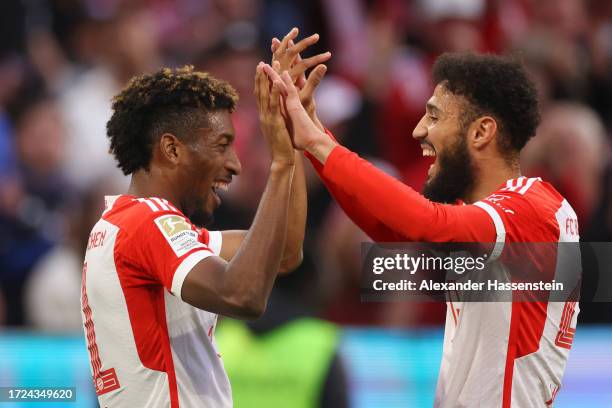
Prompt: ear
<box><xmin>468</xmin><ymin>116</ymin><xmax>497</xmax><ymax>150</ymax></box>
<box><xmin>159</xmin><ymin>133</ymin><xmax>182</xmax><ymax>166</ymax></box>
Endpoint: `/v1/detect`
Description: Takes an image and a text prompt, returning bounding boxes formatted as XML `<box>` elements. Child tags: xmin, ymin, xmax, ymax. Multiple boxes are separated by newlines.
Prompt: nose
<box><xmin>412</xmin><ymin>115</ymin><xmax>427</xmax><ymax>141</ymax></box>
<box><xmin>226</xmin><ymin>147</ymin><xmax>242</xmax><ymax>176</ymax></box>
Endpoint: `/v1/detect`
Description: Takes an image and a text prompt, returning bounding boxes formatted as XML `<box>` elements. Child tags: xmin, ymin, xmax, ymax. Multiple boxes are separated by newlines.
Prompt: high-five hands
<box><xmin>255</xmin><ymin>28</ymin><xmax>338</xmax><ymax>164</ymax></box>
<box><xmin>270</xmin><ymin>28</ymin><xmax>330</xmax><ymax>130</ymax></box>
<box><xmin>254</xmin><ymin>62</ymin><xmax>295</xmax><ymax>167</ymax></box>
<box><xmin>254</xmin><ymin>27</ymin><xmax>333</xmax><ymax>166</ymax></box>
<box><xmin>262</xmin><ymin>66</ymin><xmax>337</xmax><ymax>164</ymax></box>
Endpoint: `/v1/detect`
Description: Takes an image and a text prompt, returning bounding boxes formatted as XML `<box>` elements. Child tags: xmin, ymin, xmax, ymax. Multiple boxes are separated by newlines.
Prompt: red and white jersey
<box><xmin>307</xmin><ymin>144</ymin><xmax>581</xmax><ymax>407</ymax></box>
<box><xmin>436</xmin><ymin>177</ymin><xmax>580</xmax><ymax>408</ymax></box>
<box><xmin>80</xmin><ymin>195</ymin><xmax>231</xmax><ymax>407</ymax></box>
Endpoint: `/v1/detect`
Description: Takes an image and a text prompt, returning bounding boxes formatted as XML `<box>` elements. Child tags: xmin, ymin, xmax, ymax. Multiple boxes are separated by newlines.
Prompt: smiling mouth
<box><xmin>212</xmin><ymin>180</ymin><xmax>230</xmax><ymax>192</ymax></box>
<box><xmin>210</xmin><ymin>180</ymin><xmax>231</xmax><ymax>205</ymax></box>
<box><xmin>421</xmin><ymin>143</ymin><xmax>436</xmax><ymax>158</ymax></box>
<box><xmin>421</xmin><ymin>143</ymin><xmax>437</xmax><ymax>176</ymax></box>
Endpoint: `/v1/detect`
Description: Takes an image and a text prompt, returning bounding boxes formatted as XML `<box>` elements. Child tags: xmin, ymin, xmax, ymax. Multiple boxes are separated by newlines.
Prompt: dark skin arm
<box><xmin>219</xmin><ymin>151</ymin><xmax>305</xmax><ymax>275</ymax></box>
<box><xmin>217</xmin><ymin>28</ymin><xmax>330</xmax><ymax>274</ymax></box>
<box><xmin>181</xmin><ymin>65</ymin><xmax>295</xmax><ymax>319</ymax></box>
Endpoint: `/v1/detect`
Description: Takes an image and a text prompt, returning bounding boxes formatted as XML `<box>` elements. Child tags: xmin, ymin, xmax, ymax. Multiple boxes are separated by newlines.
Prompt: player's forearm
<box><xmin>304</xmin><ymin>131</ymin><xmax>401</xmax><ymax>241</ymax></box>
<box><xmin>318</xmin><ymin>146</ymin><xmax>495</xmax><ymax>242</ymax></box>
<box><xmin>305</xmin><ymin>150</ymin><xmax>400</xmax><ymax>242</ymax></box>
<box><xmin>279</xmin><ymin>151</ymin><xmax>306</xmax><ymax>274</ymax></box>
<box><xmin>224</xmin><ymin>163</ymin><xmax>294</xmax><ymax>317</ymax></box>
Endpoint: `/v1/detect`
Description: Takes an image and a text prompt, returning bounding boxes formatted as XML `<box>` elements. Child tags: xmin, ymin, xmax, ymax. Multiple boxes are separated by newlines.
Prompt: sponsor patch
<box><xmin>154</xmin><ymin>214</ymin><xmax>205</xmax><ymax>257</ymax></box>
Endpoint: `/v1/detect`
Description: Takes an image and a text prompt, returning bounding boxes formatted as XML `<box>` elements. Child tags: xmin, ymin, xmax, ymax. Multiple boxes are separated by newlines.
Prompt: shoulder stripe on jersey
<box><xmin>102</xmin><ymin>196</ymin><xmax>120</xmax><ymax>215</ymax></box>
<box><xmin>171</xmin><ymin>250</ymin><xmax>215</xmax><ymax>300</ymax></box>
<box><xmin>137</xmin><ymin>198</ymin><xmax>160</xmax><ymax>212</ymax></box>
<box><xmin>474</xmin><ymin>201</ymin><xmax>506</xmax><ymax>261</ymax></box>
<box><xmin>517</xmin><ymin>177</ymin><xmax>541</xmax><ymax>195</ymax></box>
<box><xmin>161</xmin><ymin>198</ymin><xmax>179</xmax><ymax>213</ymax></box>
<box><xmin>507</xmin><ymin>176</ymin><xmax>526</xmax><ymax>192</ymax></box>
<box><xmin>151</xmin><ymin>197</ymin><xmax>170</xmax><ymax>211</ymax></box>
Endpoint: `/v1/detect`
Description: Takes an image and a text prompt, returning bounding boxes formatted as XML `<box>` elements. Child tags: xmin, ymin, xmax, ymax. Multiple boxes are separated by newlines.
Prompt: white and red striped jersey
<box><xmin>80</xmin><ymin>195</ymin><xmax>231</xmax><ymax>407</ymax></box>
<box><xmin>306</xmin><ymin>143</ymin><xmax>582</xmax><ymax>407</ymax></box>
<box><xmin>436</xmin><ymin>177</ymin><xmax>580</xmax><ymax>408</ymax></box>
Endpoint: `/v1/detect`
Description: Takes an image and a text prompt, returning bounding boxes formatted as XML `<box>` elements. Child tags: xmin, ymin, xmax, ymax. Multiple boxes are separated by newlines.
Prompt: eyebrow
<box><xmin>426</xmin><ymin>102</ymin><xmax>442</xmax><ymax>115</ymax></box>
<box><xmin>216</xmin><ymin>132</ymin><xmax>235</xmax><ymax>143</ymax></box>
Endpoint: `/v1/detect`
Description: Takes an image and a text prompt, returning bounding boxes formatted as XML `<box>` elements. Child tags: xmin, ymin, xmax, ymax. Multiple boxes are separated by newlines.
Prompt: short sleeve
<box><xmin>133</xmin><ymin>211</ymin><xmax>215</xmax><ymax>299</ymax></box>
<box><xmin>206</xmin><ymin>231</ymin><xmax>223</xmax><ymax>256</ymax></box>
<box><xmin>474</xmin><ymin>189</ymin><xmax>539</xmax><ymax>260</ymax></box>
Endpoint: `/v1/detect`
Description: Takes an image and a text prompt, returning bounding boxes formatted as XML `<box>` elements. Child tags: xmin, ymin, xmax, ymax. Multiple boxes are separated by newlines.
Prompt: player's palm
<box><xmin>254</xmin><ymin>64</ymin><xmax>294</xmax><ymax>165</ymax></box>
<box><xmin>265</xmin><ymin>68</ymin><xmax>322</xmax><ymax>151</ymax></box>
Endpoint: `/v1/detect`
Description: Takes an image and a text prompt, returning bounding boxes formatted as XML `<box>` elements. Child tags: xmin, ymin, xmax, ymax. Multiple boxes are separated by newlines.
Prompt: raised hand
<box><xmin>261</xmin><ymin>65</ymin><xmax>336</xmax><ymax>164</ymax></box>
<box><xmin>271</xmin><ymin>28</ymin><xmax>330</xmax><ymax>130</ymax></box>
<box><xmin>254</xmin><ymin>62</ymin><xmax>295</xmax><ymax>167</ymax></box>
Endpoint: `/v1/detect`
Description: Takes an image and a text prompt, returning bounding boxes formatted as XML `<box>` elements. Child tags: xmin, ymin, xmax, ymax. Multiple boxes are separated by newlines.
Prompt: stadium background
<box><xmin>0</xmin><ymin>0</ymin><xmax>611</xmax><ymax>406</ymax></box>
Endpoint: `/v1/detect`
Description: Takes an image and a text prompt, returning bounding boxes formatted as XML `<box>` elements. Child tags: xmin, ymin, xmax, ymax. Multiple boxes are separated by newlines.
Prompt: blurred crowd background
<box><xmin>1</xmin><ymin>0</ymin><xmax>612</xmax><ymax>334</ymax></box>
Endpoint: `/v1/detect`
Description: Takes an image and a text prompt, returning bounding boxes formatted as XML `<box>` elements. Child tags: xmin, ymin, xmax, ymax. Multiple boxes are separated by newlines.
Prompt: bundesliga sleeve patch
<box><xmin>154</xmin><ymin>214</ymin><xmax>207</xmax><ymax>257</ymax></box>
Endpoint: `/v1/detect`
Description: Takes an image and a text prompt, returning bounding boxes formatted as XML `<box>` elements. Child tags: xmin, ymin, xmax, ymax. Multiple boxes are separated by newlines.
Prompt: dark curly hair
<box><xmin>107</xmin><ymin>65</ymin><xmax>238</xmax><ymax>175</ymax></box>
<box><xmin>432</xmin><ymin>53</ymin><xmax>540</xmax><ymax>156</ymax></box>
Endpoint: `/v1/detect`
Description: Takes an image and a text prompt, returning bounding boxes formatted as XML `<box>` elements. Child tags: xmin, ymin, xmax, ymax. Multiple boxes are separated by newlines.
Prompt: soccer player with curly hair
<box><xmin>80</xmin><ymin>30</ymin><xmax>330</xmax><ymax>407</ymax></box>
<box><xmin>264</xmin><ymin>52</ymin><xmax>581</xmax><ymax>407</ymax></box>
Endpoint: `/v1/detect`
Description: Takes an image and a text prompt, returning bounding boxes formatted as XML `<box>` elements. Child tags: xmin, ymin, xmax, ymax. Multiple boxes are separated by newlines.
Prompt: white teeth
<box><xmin>212</xmin><ymin>182</ymin><xmax>229</xmax><ymax>191</ymax></box>
<box><xmin>422</xmin><ymin>149</ymin><xmax>436</xmax><ymax>157</ymax></box>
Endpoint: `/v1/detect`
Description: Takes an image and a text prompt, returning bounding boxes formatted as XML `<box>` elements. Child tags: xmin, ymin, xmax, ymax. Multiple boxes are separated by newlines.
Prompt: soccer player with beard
<box><xmin>80</xmin><ymin>30</ymin><xmax>330</xmax><ymax>407</ymax></box>
<box><xmin>262</xmin><ymin>53</ymin><xmax>581</xmax><ymax>407</ymax></box>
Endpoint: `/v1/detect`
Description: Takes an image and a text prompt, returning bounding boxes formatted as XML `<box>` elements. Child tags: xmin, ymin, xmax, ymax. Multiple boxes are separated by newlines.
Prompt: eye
<box><xmin>428</xmin><ymin>114</ymin><xmax>438</xmax><ymax>123</ymax></box>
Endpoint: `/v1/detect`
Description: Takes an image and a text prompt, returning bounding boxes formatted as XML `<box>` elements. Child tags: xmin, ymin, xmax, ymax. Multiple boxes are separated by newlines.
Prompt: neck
<box><xmin>127</xmin><ymin>170</ymin><xmax>179</xmax><ymax>206</ymax></box>
<box><xmin>464</xmin><ymin>158</ymin><xmax>520</xmax><ymax>204</ymax></box>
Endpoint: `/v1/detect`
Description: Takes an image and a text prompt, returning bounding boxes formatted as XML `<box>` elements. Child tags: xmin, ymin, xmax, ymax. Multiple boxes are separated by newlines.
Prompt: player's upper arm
<box><xmin>178</xmin><ymin>255</ymin><xmax>262</xmax><ymax>319</ymax></box>
<box><xmin>129</xmin><ymin>213</ymin><xmax>262</xmax><ymax>318</ymax></box>
<box><xmin>128</xmin><ymin>210</ymin><xmax>216</xmax><ymax>291</ymax></box>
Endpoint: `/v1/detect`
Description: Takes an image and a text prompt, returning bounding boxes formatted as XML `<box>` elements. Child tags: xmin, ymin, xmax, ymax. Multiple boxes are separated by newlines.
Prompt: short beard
<box><xmin>423</xmin><ymin>131</ymin><xmax>475</xmax><ymax>204</ymax></box>
<box><xmin>181</xmin><ymin>196</ymin><xmax>213</xmax><ymax>228</ymax></box>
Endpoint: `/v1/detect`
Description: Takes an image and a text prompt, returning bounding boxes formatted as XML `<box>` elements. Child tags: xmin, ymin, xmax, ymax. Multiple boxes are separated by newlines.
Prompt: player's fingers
<box><xmin>280</xmin><ymin>71</ymin><xmax>311</xmax><ymax>128</ymax></box>
<box><xmin>263</xmin><ymin>63</ymin><xmax>283</xmax><ymax>83</ymax></box>
<box><xmin>280</xmin><ymin>70</ymin><xmax>300</xmax><ymax>101</ymax></box>
<box><xmin>263</xmin><ymin>64</ymin><xmax>285</xmax><ymax>107</ymax></box>
<box><xmin>271</xmin><ymin>37</ymin><xmax>281</xmax><ymax>53</ymax></box>
<box><xmin>269</xmin><ymin>78</ymin><xmax>284</xmax><ymax>113</ymax></box>
<box><xmin>290</xmin><ymin>51</ymin><xmax>331</xmax><ymax>77</ymax></box>
<box><xmin>276</xmin><ymin>27</ymin><xmax>298</xmax><ymax>57</ymax></box>
<box><xmin>254</xmin><ymin>62</ymin><xmax>264</xmax><ymax>110</ymax></box>
<box><xmin>272</xmin><ymin>60</ymin><xmax>282</xmax><ymax>74</ymax></box>
<box><xmin>292</xmin><ymin>52</ymin><xmax>307</xmax><ymax>89</ymax></box>
<box><xmin>301</xmin><ymin>64</ymin><xmax>327</xmax><ymax>98</ymax></box>
<box><xmin>288</xmin><ymin>33</ymin><xmax>320</xmax><ymax>57</ymax></box>
<box><xmin>259</xmin><ymin>63</ymin><xmax>271</xmax><ymax>109</ymax></box>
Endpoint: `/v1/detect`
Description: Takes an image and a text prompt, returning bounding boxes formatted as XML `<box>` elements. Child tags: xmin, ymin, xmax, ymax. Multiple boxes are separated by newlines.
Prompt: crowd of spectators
<box><xmin>1</xmin><ymin>0</ymin><xmax>611</xmax><ymax>330</ymax></box>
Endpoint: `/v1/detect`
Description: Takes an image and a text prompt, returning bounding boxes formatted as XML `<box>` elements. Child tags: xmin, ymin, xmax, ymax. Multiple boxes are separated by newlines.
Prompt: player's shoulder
<box><xmin>477</xmin><ymin>176</ymin><xmax>574</xmax><ymax>241</ymax></box>
<box><xmin>102</xmin><ymin>195</ymin><xmax>216</xmax><ymax>253</ymax></box>
<box><xmin>102</xmin><ymin>195</ymin><xmax>191</xmax><ymax>234</ymax></box>
<box><xmin>482</xmin><ymin>176</ymin><xmax>565</xmax><ymax>213</ymax></box>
